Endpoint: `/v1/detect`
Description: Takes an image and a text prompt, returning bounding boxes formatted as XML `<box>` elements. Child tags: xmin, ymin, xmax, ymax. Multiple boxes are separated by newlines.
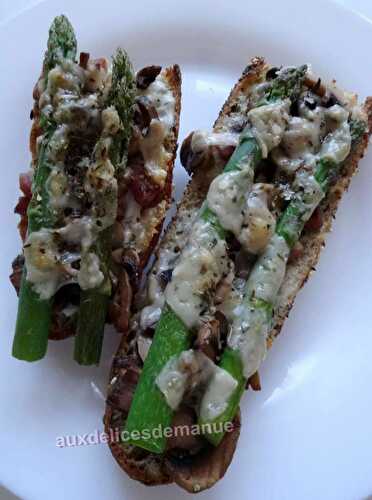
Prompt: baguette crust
<box><xmin>105</xmin><ymin>61</ymin><xmax>372</xmax><ymax>492</ymax></box>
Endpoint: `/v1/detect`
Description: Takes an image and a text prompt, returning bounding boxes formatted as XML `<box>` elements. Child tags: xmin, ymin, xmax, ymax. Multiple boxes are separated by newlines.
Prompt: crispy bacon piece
<box><xmin>79</xmin><ymin>52</ymin><xmax>90</xmax><ymax>69</ymax></box>
<box><xmin>93</xmin><ymin>57</ymin><xmax>108</xmax><ymax>71</ymax></box>
<box><xmin>128</xmin><ymin>162</ymin><xmax>163</xmax><ymax>209</ymax></box>
<box><xmin>288</xmin><ymin>241</ymin><xmax>304</xmax><ymax>264</ymax></box>
<box><xmin>14</xmin><ymin>196</ymin><xmax>29</xmax><ymax>217</ymax></box>
<box><xmin>18</xmin><ymin>217</ymin><xmax>28</xmax><ymax>242</ymax></box>
<box><xmin>15</xmin><ymin>172</ymin><xmax>32</xmax><ymax>241</ymax></box>
<box><xmin>29</xmin><ymin>121</ymin><xmax>42</xmax><ymax>162</ymax></box>
<box><xmin>19</xmin><ymin>172</ymin><xmax>32</xmax><ymax>198</ymax></box>
<box><xmin>247</xmin><ymin>371</ymin><xmax>261</xmax><ymax>391</ymax></box>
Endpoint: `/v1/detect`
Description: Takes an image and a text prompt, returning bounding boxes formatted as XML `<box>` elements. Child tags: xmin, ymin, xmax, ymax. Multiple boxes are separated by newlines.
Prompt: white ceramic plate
<box><xmin>1</xmin><ymin>1</ymin><xmax>372</xmax><ymax>499</ymax></box>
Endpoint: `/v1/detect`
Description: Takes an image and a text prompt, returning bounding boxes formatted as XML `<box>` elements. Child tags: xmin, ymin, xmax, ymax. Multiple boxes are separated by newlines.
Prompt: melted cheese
<box><xmin>228</xmin><ymin>304</ymin><xmax>269</xmax><ymax>379</ymax></box>
<box><xmin>139</xmin><ymin>71</ymin><xmax>175</xmax><ymax>133</ymax></box>
<box><xmin>156</xmin><ymin>349</ymin><xmax>237</xmax><ymax>417</ymax></box>
<box><xmin>248</xmin><ymin>99</ymin><xmax>291</xmax><ymax>158</ymax></box>
<box><xmin>140</xmin><ymin>209</ymin><xmax>198</xmax><ymax>331</ymax></box>
<box><xmin>320</xmin><ymin>120</ymin><xmax>351</xmax><ymax>164</ymax></box>
<box><xmin>207</xmin><ymin>168</ymin><xmax>254</xmax><ymax>236</ymax></box>
<box><xmin>244</xmin><ymin>234</ymin><xmax>290</xmax><ymax>304</ymax></box>
<box><xmin>23</xmin><ymin>216</ymin><xmax>100</xmax><ymax>299</ymax></box>
<box><xmin>122</xmin><ymin>191</ymin><xmax>167</xmax><ymax>253</ymax></box>
<box><xmin>24</xmin><ymin>229</ymin><xmax>73</xmax><ymax>300</ymax></box>
<box><xmin>199</xmin><ymin>366</ymin><xmax>238</xmax><ymax>421</ymax></box>
<box><xmin>78</xmin><ymin>252</ymin><xmax>104</xmax><ymax>290</ymax></box>
<box><xmin>191</xmin><ymin>130</ymin><xmax>239</xmax><ymax>152</ymax></box>
<box><xmin>138</xmin><ymin>119</ymin><xmax>168</xmax><ymax>185</ymax></box>
<box><xmin>140</xmin><ymin>249</ymin><xmax>179</xmax><ymax>330</ymax></box>
<box><xmin>227</xmin><ymin>234</ymin><xmax>290</xmax><ymax>378</ymax></box>
<box><xmin>272</xmin><ymin>103</ymin><xmax>352</xmax><ymax>174</ymax></box>
<box><xmin>24</xmin><ymin>55</ymin><xmax>118</xmax><ymax>298</ymax></box>
<box><xmin>137</xmin><ymin>70</ymin><xmax>175</xmax><ymax>186</ymax></box>
<box><xmin>208</xmin><ymin>173</ymin><xmax>275</xmax><ymax>254</ymax></box>
<box><xmin>165</xmin><ymin>219</ymin><xmax>229</xmax><ymax>329</ymax></box>
<box><xmin>239</xmin><ymin>184</ymin><xmax>276</xmax><ymax>254</ymax></box>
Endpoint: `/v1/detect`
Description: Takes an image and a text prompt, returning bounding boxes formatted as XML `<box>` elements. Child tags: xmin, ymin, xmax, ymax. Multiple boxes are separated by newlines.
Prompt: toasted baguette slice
<box><xmin>10</xmin><ymin>64</ymin><xmax>181</xmax><ymax>341</ymax></box>
<box><xmin>104</xmin><ymin>58</ymin><xmax>372</xmax><ymax>493</ymax></box>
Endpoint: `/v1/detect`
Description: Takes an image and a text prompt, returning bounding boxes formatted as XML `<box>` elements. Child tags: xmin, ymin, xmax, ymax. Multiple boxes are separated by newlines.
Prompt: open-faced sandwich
<box><xmin>105</xmin><ymin>57</ymin><xmax>372</xmax><ymax>492</ymax></box>
<box><xmin>10</xmin><ymin>15</ymin><xmax>181</xmax><ymax>364</ymax></box>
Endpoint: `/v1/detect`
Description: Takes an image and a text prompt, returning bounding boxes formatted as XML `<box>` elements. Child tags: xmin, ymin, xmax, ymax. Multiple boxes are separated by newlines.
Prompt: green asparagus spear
<box><xmin>12</xmin><ymin>16</ymin><xmax>77</xmax><ymax>362</ymax></box>
<box><xmin>200</xmin><ymin>120</ymin><xmax>367</xmax><ymax>445</ymax></box>
<box><xmin>44</xmin><ymin>14</ymin><xmax>77</xmax><ymax>72</ymax></box>
<box><xmin>125</xmin><ymin>305</ymin><xmax>192</xmax><ymax>453</ymax></box>
<box><xmin>74</xmin><ymin>49</ymin><xmax>135</xmax><ymax>365</ymax></box>
<box><xmin>124</xmin><ymin>67</ymin><xmax>307</xmax><ymax>453</ymax></box>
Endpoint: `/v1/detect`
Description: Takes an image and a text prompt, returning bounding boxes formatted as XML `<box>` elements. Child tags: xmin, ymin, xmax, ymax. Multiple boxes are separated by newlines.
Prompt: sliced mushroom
<box><xmin>322</xmin><ymin>93</ymin><xmax>340</xmax><ymax>109</ymax></box>
<box><xmin>108</xmin><ymin>269</ymin><xmax>133</xmax><ymax>333</ymax></box>
<box><xmin>167</xmin><ymin>406</ymin><xmax>205</xmax><ymax>455</ymax></box>
<box><xmin>195</xmin><ymin>311</ymin><xmax>228</xmax><ymax>362</ymax></box>
<box><xmin>266</xmin><ymin>66</ymin><xmax>280</xmax><ymax>80</ymax></box>
<box><xmin>107</xmin><ymin>355</ymin><xmax>141</xmax><ymax>414</ymax></box>
<box><xmin>122</xmin><ymin>248</ymin><xmax>141</xmax><ymax>290</ymax></box>
<box><xmin>180</xmin><ymin>132</ymin><xmax>194</xmax><ymax>171</ymax></box>
<box><xmin>165</xmin><ymin>412</ymin><xmax>241</xmax><ymax>493</ymax></box>
<box><xmin>179</xmin><ymin>131</ymin><xmax>212</xmax><ymax>175</ymax></box>
<box><xmin>133</xmin><ymin>96</ymin><xmax>159</xmax><ymax>134</ymax></box>
<box><xmin>214</xmin><ymin>271</ymin><xmax>234</xmax><ymax>306</ymax></box>
<box><xmin>180</xmin><ymin>132</ymin><xmax>235</xmax><ymax>176</ymax></box>
<box><xmin>234</xmin><ymin>249</ymin><xmax>256</xmax><ymax>280</ymax></box>
<box><xmin>136</xmin><ymin>65</ymin><xmax>162</xmax><ymax>89</ymax></box>
<box><xmin>158</xmin><ymin>268</ymin><xmax>173</xmax><ymax>289</ymax></box>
